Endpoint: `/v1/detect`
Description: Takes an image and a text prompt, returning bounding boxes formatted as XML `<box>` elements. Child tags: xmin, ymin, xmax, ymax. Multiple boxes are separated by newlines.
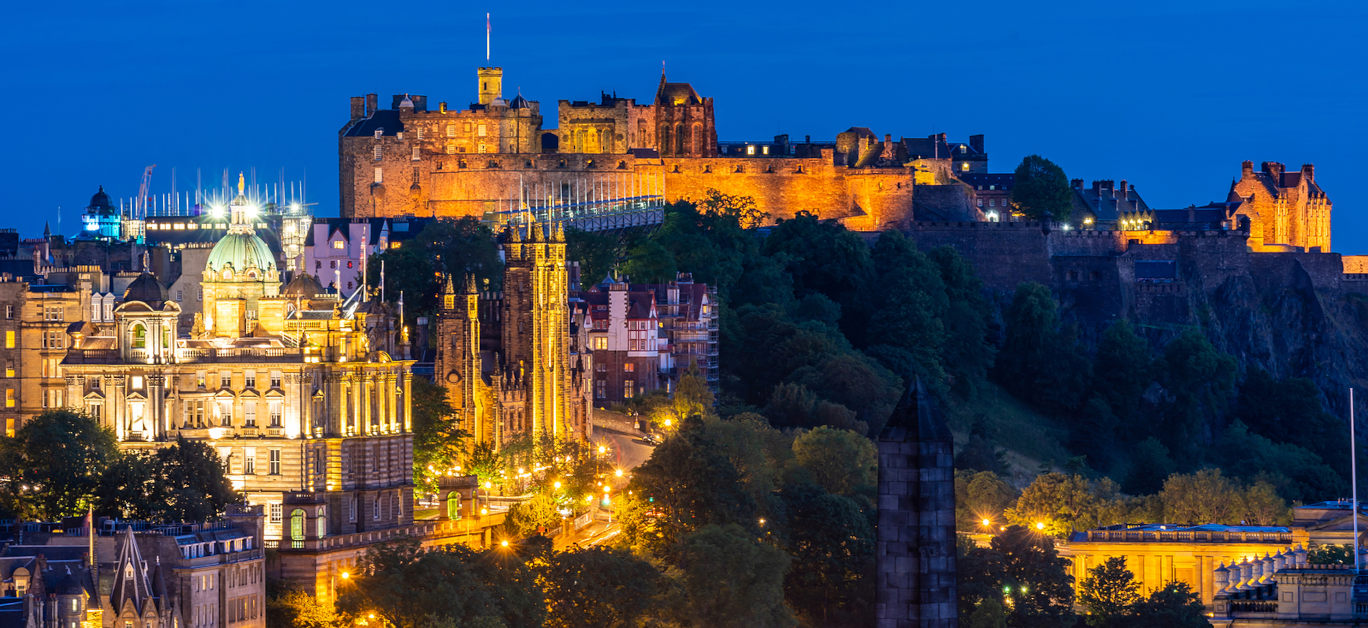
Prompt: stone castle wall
<box><xmin>343</xmin><ymin>147</ymin><xmax>928</xmax><ymax>229</ymax></box>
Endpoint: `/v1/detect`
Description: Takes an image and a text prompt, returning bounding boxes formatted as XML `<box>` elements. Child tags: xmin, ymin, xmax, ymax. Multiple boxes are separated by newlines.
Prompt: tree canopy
<box><xmin>1010</xmin><ymin>155</ymin><xmax>1073</xmax><ymax>221</ymax></box>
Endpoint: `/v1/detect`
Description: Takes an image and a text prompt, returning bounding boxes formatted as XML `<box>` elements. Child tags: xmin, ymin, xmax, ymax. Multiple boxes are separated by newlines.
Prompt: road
<box><xmin>589</xmin><ymin>411</ymin><xmax>656</xmax><ymax>471</ymax></box>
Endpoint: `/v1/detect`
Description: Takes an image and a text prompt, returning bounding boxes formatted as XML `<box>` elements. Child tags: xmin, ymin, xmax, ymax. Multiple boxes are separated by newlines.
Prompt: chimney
<box><xmin>805</xmin><ymin>135</ymin><xmax>811</xmax><ymax>144</ymax></box>
<box><xmin>1071</xmin><ymin>178</ymin><xmax>1084</xmax><ymax>190</ymax></box>
<box><xmin>969</xmin><ymin>134</ymin><xmax>985</xmax><ymax>154</ymax></box>
<box><xmin>1301</xmin><ymin>164</ymin><xmax>1315</xmax><ymax>183</ymax></box>
<box><xmin>439</xmin><ymin>102</ymin><xmax>448</xmax><ymax>113</ymax></box>
<box><xmin>1242</xmin><ymin>160</ymin><xmax>1254</xmax><ymax>177</ymax></box>
<box><xmin>365</xmin><ymin>93</ymin><xmax>378</xmax><ymax>116</ymax></box>
<box><xmin>1261</xmin><ymin>161</ymin><xmax>1284</xmax><ymax>178</ymax></box>
<box><xmin>411</xmin><ymin>95</ymin><xmax>428</xmax><ymax>112</ymax></box>
<box><xmin>1119</xmin><ymin>180</ymin><xmax>1129</xmax><ymax>199</ymax></box>
<box><xmin>350</xmin><ymin>96</ymin><xmax>365</xmax><ymax>121</ymax></box>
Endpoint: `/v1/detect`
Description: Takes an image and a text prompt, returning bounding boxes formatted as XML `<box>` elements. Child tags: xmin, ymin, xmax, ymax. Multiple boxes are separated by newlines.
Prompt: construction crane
<box><xmin>136</xmin><ymin>164</ymin><xmax>156</xmax><ymax>217</ymax></box>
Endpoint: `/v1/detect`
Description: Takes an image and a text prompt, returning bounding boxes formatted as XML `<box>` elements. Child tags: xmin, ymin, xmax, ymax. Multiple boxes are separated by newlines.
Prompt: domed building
<box><xmin>81</xmin><ymin>185</ymin><xmax>124</xmax><ymax>239</ymax></box>
<box><xmin>201</xmin><ymin>174</ymin><xmax>281</xmax><ymax>337</ymax></box>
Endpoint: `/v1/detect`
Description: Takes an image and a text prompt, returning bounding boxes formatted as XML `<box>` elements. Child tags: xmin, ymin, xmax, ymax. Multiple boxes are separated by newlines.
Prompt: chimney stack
<box><xmin>350</xmin><ymin>96</ymin><xmax>365</xmax><ymax>121</ymax></box>
<box><xmin>969</xmin><ymin>134</ymin><xmax>985</xmax><ymax>154</ymax></box>
<box><xmin>1242</xmin><ymin>160</ymin><xmax>1255</xmax><ymax>177</ymax></box>
<box><xmin>365</xmin><ymin>93</ymin><xmax>378</xmax><ymax>116</ymax></box>
<box><xmin>1301</xmin><ymin>164</ymin><xmax>1315</xmax><ymax>183</ymax></box>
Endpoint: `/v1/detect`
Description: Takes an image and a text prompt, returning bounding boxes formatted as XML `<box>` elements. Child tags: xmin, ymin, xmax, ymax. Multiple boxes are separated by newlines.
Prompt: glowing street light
<box><xmin>500</xmin><ymin>540</ymin><xmax>510</xmax><ymax>548</ymax></box>
<box><xmin>553</xmin><ymin>481</ymin><xmax>562</xmax><ymax>490</ymax></box>
<box><xmin>598</xmin><ymin>445</ymin><xmax>607</xmax><ymax>455</ymax></box>
<box><xmin>339</xmin><ymin>571</ymin><xmax>350</xmax><ymax>580</ymax></box>
<box><xmin>614</xmin><ymin>468</ymin><xmax>624</xmax><ymax>478</ymax></box>
<box><xmin>982</xmin><ymin>518</ymin><xmax>992</xmax><ymax>527</ymax></box>
<box><xmin>1035</xmin><ymin>521</ymin><xmax>1046</xmax><ymax>531</ymax></box>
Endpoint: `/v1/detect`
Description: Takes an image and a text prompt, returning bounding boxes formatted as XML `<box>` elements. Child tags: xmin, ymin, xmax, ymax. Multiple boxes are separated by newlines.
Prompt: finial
<box><xmin>237</xmin><ymin>172</ymin><xmax>245</xmax><ymax>196</ymax></box>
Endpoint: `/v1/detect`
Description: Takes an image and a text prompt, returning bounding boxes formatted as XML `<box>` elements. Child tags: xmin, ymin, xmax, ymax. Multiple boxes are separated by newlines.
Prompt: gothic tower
<box><xmin>876</xmin><ymin>379</ymin><xmax>956</xmax><ymax>628</ymax></box>
<box><xmin>436</xmin><ymin>274</ymin><xmax>488</xmax><ymax>442</ymax></box>
<box><xmin>501</xmin><ymin>221</ymin><xmax>570</xmax><ymax>441</ymax></box>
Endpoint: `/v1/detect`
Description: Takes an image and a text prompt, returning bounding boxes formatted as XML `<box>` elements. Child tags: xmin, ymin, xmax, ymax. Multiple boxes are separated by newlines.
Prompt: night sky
<box><xmin>6</xmin><ymin>1</ymin><xmax>1366</xmax><ymax>250</ymax></box>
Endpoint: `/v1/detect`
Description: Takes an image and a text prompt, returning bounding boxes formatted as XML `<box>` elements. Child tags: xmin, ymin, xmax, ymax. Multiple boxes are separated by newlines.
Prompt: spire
<box><xmin>443</xmin><ymin>274</ymin><xmax>455</xmax><ymax>296</ymax></box>
<box><xmin>465</xmin><ymin>273</ymin><xmax>478</xmax><ymax>294</ymax></box>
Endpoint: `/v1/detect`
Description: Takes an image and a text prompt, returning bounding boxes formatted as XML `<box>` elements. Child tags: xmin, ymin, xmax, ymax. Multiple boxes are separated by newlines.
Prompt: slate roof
<box><xmin>958</xmin><ymin>173</ymin><xmax>1014</xmax><ymax>191</ymax></box>
<box><xmin>341</xmin><ymin>109</ymin><xmax>405</xmax><ymax>138</ymax></box>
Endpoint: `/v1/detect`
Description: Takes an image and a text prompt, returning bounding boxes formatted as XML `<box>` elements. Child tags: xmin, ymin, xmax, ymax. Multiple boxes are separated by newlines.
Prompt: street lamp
<box><xmin>1035</xmin><ymin>521</ymin><xmax>1046</xmax><ymax>531</ymax></box>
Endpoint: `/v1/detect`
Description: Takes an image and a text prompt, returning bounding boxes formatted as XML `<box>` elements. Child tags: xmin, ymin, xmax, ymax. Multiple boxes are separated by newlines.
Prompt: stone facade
<box><xmin>338</xmin><ymin>67</ymin><xmax>985</xmax><ymax>230</ymax></box>
<box><xmin>434</xmin><ymin>223</ymin><xmax>592</xmax><ymax>448</ymax></box>
<box><xmin>876</xmin><ymin>380</ymin><xmax>956</xmax><ymax>628</ymax></box>
<box><xmin>1228</xmin><ymin>161</ymin><xmax>1331</xmax><ymax>252</ymax></box>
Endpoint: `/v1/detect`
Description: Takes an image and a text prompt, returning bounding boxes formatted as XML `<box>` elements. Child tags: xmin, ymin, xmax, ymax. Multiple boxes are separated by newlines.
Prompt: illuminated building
<box><xmin>61</xmin><ymin>175</ymin><xmax>415</xmax><ymax>541</ymax></box>
<box><xmin>435</xmin><ymin>221</ymin><xmax>592</xmax><ymax>447</ymax></box>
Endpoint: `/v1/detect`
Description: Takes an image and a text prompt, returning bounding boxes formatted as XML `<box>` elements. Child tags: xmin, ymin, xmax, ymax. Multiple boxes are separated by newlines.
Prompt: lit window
<box><xmin>411</xmin><ymin>146</ymin><xmax>420</xmax><ymax>161</ymax></box>
<box><xmin>446</xmin><ymin>125</ymin><xmax>456</xmax><ymax>138</ymax></box>
<box><xmin>270</xmin><ymin>449</ymin><xmax>281</xmax><ymax>475</ymax></box>
<box><xmin>961</xmin><ymin>162</ymin><xmax>970</xmax><ymax>172</ymax></box>
<box><xmin>624</xmin><ymin>362</ymin><xmax>635</xmax><ymax>373</ymax></box>
<box><xmin>269</xmin><ymin>504</ymin><xmax>282</xmax><ymax>523</ymax></box>
<box><xmin>593</xmin><ymin>337</ymin><xmax>606</xmax><ymax>350</ymax></box>
<box><xmin>373</xmin><ymin>167</ymin><xmax>383</xmax><ymax>184</ymax></box>
<box><xmin>373</xmin><ymin>145</ymin><xmax>382</xmax><ymax>161</ymax></box>
<box><xmin>746</xmin><ymin>145</ymin><xmax>755</xmax><ymax>155</ymax></box>
<box><xmin>5</xmin><ymin>389</ymin><xmax>12</xmax><ymax>408</ymax></box>
<box><xmin>244</xmin><ymin>448</ymin><xmax>256</xmax><ymax>475</ymax></box>
<box><xmin>332</xmin><ymin>240</ymin><xmax>345</xmax><ymax>250</ymax></box>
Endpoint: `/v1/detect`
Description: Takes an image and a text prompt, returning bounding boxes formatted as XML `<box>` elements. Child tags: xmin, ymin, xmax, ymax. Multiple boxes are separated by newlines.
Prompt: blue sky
<box><xmin>4</xmin><ymin>1</ymin><xmax>1365</xmax><ymax>250</ymax></box>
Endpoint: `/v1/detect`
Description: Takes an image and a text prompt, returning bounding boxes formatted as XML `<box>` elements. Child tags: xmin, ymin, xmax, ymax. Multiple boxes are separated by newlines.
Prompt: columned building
<box><xmin>61</xmin><ymin>175</ymin><xmax>415</xmax><ymax>541</ymax></box>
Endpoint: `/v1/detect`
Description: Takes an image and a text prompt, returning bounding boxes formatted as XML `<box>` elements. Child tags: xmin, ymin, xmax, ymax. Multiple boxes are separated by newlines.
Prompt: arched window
<box><xmin>289</xmin><ymin>509</ymin><xmax>306</xmax><ymax>541</ymax></box>
<box><xmin>446</xmin><ymin>492</ymin><xmax>461</xmax><ymax>520</ymax></box>
<box><xmin>316</xmin><ymin>506</ymin><xmax>327</xmax><ymax>538</ymax></box>
<box><xmin>692</xmin><ymin>123</ymin><xmax>703</xmax><ymax>155</ymax></box>
<box><xmin>673</xmin><ymin>123</ymin><xmax>684</xmax><ymax>155</ymax></box>
<box><xmin>131</xmin><ymin>324</ymin><xmax>146</xmax><ymax>349</ymax></box>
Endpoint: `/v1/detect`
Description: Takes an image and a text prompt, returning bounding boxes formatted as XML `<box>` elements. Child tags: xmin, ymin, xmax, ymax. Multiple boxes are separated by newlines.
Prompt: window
<box><xmin>4</xmin><ymin>361</ymin><xmax>12</xmax><ymax>377</ymax></box>
<box><xmin>373</xmin><ymin>495</ymin><xmax>381</xmax><ymax>520</ymax></box>
<box><xmin>373</xmin><ymin>145</ymin><xmax>382</xmax><ymax>161</ymax></box>
<box><xmin>3</xmin><ymin>331</ymin><xmax>11</xmax><ymax>348</ymax></box>
<box><xmin>290</xmin><ymin>509</ymin><xmax>305</xmax><ymax>541</ymax></box>
<box><xmin>4</xmin><ymin>305</ymin><xmax>11</xmax><ymax>319</ymax></box>
<box><xmin>270</xmin><ymin>371</ymin><xmax>282</xmax><ymax>388</ymax></box>
<box><xmin>595</xmin><ymin>380</ymin><xmax>605</xmax><ymax>399</ymax></box>
<box><xmin>746</xmin><ymin>145</ymin><xmax>755</xmax><ymax>155</ymax></box>
<box><xmin>5</xmin><ymin>389</ymin><xmax>12</xmax><ymax>408</ymax></box>
<box><xmin>269</xmin><ymin>503</ymin><xmax>283</xmax><ymax>523</ymax></box>
<box><xmin>245</xmin><ymin>371</ymin><xmax>256</xmax><ymax>389</ymax></box>
<box><xmin>416</xmin><ymin>127</ymin><xmax>425</xmax><ymax>140</ymax></box>
<box><xmin>219</xmin><ymin>399</ymin><xmax>232</xmax><ymax>426</ymax></box>
<box><xmin>43</xmin><ymin>305</ymin><xmax>62</xmax><ymax>321</ymax></box>
<box><xmin>445</xmin><ymin>141</ymin><xmax>456</xmax><ymax>155</ymax></box>
<box><xmin>624</xmin><ymin>381</ymin><xmax>634</xmax><ymax>399</ymax></box>
<box><xmin>447</xmin><ymin>492</ymin><xmax>461</xmax><ymax>519</ymax></box>
<box><xmin>373</xmin><ymin>167</ymin><xmax>383</xmax><ymax>184</ymax></box>
<box><xmin>244</xmin><ymin>448</ymin><xmax>256</xmax><ymax>474</ymax></box>
<box><xmin>131</xmin><ymin>375</ymin><xmax>143</xmax><ymax>389</ymax></box>
<box><xmin>244</xmin><ymin>402</ymin><xmax>256</xmax><ymax>426</ymax></box>
<box><xmin>130</xmin><ymin>325</ymin><xmax>145</xmax><ymax>349</ymax></box>
<box><xmin>478</xmin><ymin>143</ymin><xmax>486</xmax><ymax>154</ymax></box>
<box><xmin>196</xmin><ymin>371</ymin><xmax>206</xmax><ymax>388</ymax></box>
<box><xmin>595</xmin><ymin>362</ymin><xmax>606</xmax><ymax>373</ymax></box>
<box><xmin>411</xmin><ymin>146</ymin><xmax>420</xmax><ymax>161</ymax></box>
<box><xmin>477</xmin><ymin>124</ymin><xmax>487</xmax><ymax>137</ymax></box>
<box><xmin>221</xmin><ymin>371</ymin><xmax>231</xmax><ymax>388</ymax></box>
<box><xmin>593</xmin><ymin>337</ymin><xmax>607</xmax><ymax>350</ymax></box>
<box><xmin>445</xmin><ymin>124</ymin><xmax>456</xmax><ymax>138</ymax></box>
<box><xmin>270</xmin><ymin>401</ymin><xmax>282</xmax><ymax>427</ymax></box>
<box><xmin>332</xmin><ymin>239</ymin><xmax>345</xmax><ymax>250</ymax></box>
<box><xmin>624</xmin><ymin>363</ymin><xmax>635</xmax><ymax>373</ymax></box>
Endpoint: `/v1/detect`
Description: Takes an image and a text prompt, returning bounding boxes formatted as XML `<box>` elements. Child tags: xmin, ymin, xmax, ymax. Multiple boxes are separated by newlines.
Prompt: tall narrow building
<box><xmin>435</xmin><ymin>221</ymin><xmax>591</xmax><ymax>448</ymax></box>
<box><xmin>876</xmin><ymin>379</ymin><xmax>956</xmax><ymax>628</ymax></box>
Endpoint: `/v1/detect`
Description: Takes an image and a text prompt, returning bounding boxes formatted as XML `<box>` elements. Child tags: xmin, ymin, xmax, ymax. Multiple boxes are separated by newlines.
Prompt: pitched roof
<box><xmin>341</xmin><ymin>109</ymin><xmax>405</xmax><ymax>138</ymax></box>
<box><xmin>109</xmin><ymin>527</ymin><xmax>156</xmax><ymax>616</ymax></box>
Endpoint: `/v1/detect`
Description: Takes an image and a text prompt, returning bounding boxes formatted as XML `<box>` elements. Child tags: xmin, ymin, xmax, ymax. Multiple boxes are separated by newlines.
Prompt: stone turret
<box><xmin>876</xmin><ymin>378</ymin><xmax>956</xmax><ymax>627</ymax></box>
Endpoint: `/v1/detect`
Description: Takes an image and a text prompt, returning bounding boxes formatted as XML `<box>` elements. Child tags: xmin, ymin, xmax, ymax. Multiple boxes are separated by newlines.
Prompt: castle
<box><xmin>339</xmin><ymin>66</ymin><xmax>986</xmax><ymax>230</ymax></box>
<box><xmin>433</xmin><ymin>221</ymin><xmax>592</xmax><ymax>447</ymax></box>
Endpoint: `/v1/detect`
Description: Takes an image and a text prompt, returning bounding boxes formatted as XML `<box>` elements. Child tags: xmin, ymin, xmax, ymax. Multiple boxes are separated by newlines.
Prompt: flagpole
<box><xmin>1353</xmin><ymin>386</ymin><xmax>1360</xmax><ymax>572</ymax></box>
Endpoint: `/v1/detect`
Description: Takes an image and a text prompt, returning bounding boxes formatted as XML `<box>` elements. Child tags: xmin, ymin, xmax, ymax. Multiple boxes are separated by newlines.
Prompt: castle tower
<box><xmin>436</xmin><ymin>274</ymin><xmax>489</xmax><ymax>443</ymax></box>
<box><xmin>876</xmin><ymin>379</ymin><xmax>956</xmax><ymax>627</ymax></box>
<box><xmin>501</xmin><ymin>221</ymin><xmax>570</xmax><ymax>441</ymax></box>
<box><xmin>477</xmin><ymin>67</ymin><xmax>503</xmax><ymax>106</ymax></box>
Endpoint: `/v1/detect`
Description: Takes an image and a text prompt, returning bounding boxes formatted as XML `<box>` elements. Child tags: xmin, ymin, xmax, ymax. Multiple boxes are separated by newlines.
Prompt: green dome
<box><xmin>206</xmin><ymin>232</ymin><xmax>277</xmax><ymax>278</ymax></box>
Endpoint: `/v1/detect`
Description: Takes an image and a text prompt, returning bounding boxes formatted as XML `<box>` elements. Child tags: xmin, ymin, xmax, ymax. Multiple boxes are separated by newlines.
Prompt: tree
<box><xmin>1159</xmin><ymin>469</ymin><xmax>1249</xmax><ymax>525</ymax></box>
<box><xmin>699</xmin><ymin>189</ymin><xmax>769</xmax><ymax>229</ymax></box>
<box><xmin>778</xmin><ymin>483</ymin><xmax>874</xmax><ymax>626</ymax></box>
<box><xmin>956</xmin><ymin>470</ymin><xmax>1017</xmax><ymax>531</ymax></box>
<box><xmin>540</xmin><ymin>547</ymin><xmax>664</xmax><ymax>628</ymax></box>
<box><xmin>863</xmin><ymin>231</ymin><xmax>949</xmax><ymax>387</ymax></box>
<box><xmin>503</xmin><ymin>492</ymin><xmax>562</xmax><ymax>538</ymax></box>
<box><xmin>1091</xmin><ymin>320</ymin><xmax>1153</xmax><ymax>425</ymax></box>
<box><xmin>929</xmin><ymin>245</ymin><xmax>996</xmax><ymax>396</ymax></box>
<box><xmin>565</xmin><ymin>227</ymin><xmax>632</xmax><ymax>289</ymax></box>
<box><xmin>676</xmin><ymin>524</ymin><xmax>795</xmax><ymax>628</ymax></box>
<box><xmin>1010</xmin><ymin>155</ymin><xmax>1073</xmax><ymax>222</ymax></box>
<box><xmin>411</xmin><ymin>377</ymin><xmax>466</xmax><ymax>495</ymax></box>
<box><xmin>790</xmin><ymin>426</ymin><xmax>876</xmax><ymax>497</ymax></box>
<box><xmin>1308</xmin><ymin>544</ymin><xmax>1353</xmax><ymax>565</ymax></box>
<box><xmin>1007</xmin><ymin>473</ymin><xmax>1124</xmax><ymax>538</ymax></box>
<box><xmin>0</xmin><ymin>409</ymin><xmax>119</xmax><ymax>520</ymax></box>
<box><xmin>148</xmin><ymin>438</ymin><xmax>238</xmax><ymax>522</ymax></box>
<box><xmin>1078</xmin><ymin>557</ymin><xmax>1141</xmax><ymax>627</ymax></box>
<box><xmin>367</xmin><ymin>217</ymin><xmax>502</xmax><ymax>320</ymax></box>
<box><xmin>1132</xmin><ymin>581</ymin><xmax>1208</xmax><ymax>627</ymax></box>
<box><xmin>994</xmin><ymin>283</ymin><xmax>1090</xmax><ymax>414</ymax></box>
<box><xmin>266</xmin><ymin>588</ymin><xmax>340</xmax><ymax>628</ymax></box>
<box><xmin>958</xmin><ymin>526</ymin><xmax>1076</xmax><ymax>627</ymax></box>
<box><xmin>1157</xmin><ymin>329</ymin><xmax>1236</xmax><ymax>459</ymax></box>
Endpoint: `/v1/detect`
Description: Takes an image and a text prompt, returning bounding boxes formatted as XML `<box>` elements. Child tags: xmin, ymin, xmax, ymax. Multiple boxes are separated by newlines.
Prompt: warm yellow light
<box><xmin>480</xmin><ymin>507</ymin><xmax>488</xmax><ymax>515</ymax></box>
<box><xmin>982</xmin><ymin>518</ymin><xmax>992</xmax><ymax>527</ymax></box>
<box><xmin>598</xmin><ymin>445</ymin><xmax>607</xmax><ymax>455</ymax></box>
<box><xmin>759</xmin><ymin>517</ymin><xmax>766</xmax><ymax>527</ymax></box>
<box><xmin>603</xmin><ymin>486</ymin><xmax>611</xmax><ymax>493</ymax></box>
<box><xmin>484</xmin><ymin>481</ymin><xmax>492</xmax><ymax>489</ymax></box>
<box><xmin>614</xmin><ymin>468</ymin><xmax>624</xmax><ymax>478</ymax></box>
<box><xmin>368</xmin><ymin>613</ymin><xmax>376</xmax><ymax>620</ymax></box>
<box><xmin>500</xmin><ymin>540</ymin><xmax>509</xmax><ymax>547</ymax></box>
<box><xmin>1035</xmin><ymin>522</ymin><xmax>1046</xmax><ymax>531</ymax></box>
<box><xmin>663</xmin><ymin>418</ymin><xmax>672</xmax><ymax>427</ymax></box>
<box><xmin>553</xmin><ymin>481</ymin><xmax>562</xmax><ymax>490</ymax></box>
<box><xmin>339</xmin><ymin>571</ymin><xmax>350</xmax><ymax>580</ymax></box>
